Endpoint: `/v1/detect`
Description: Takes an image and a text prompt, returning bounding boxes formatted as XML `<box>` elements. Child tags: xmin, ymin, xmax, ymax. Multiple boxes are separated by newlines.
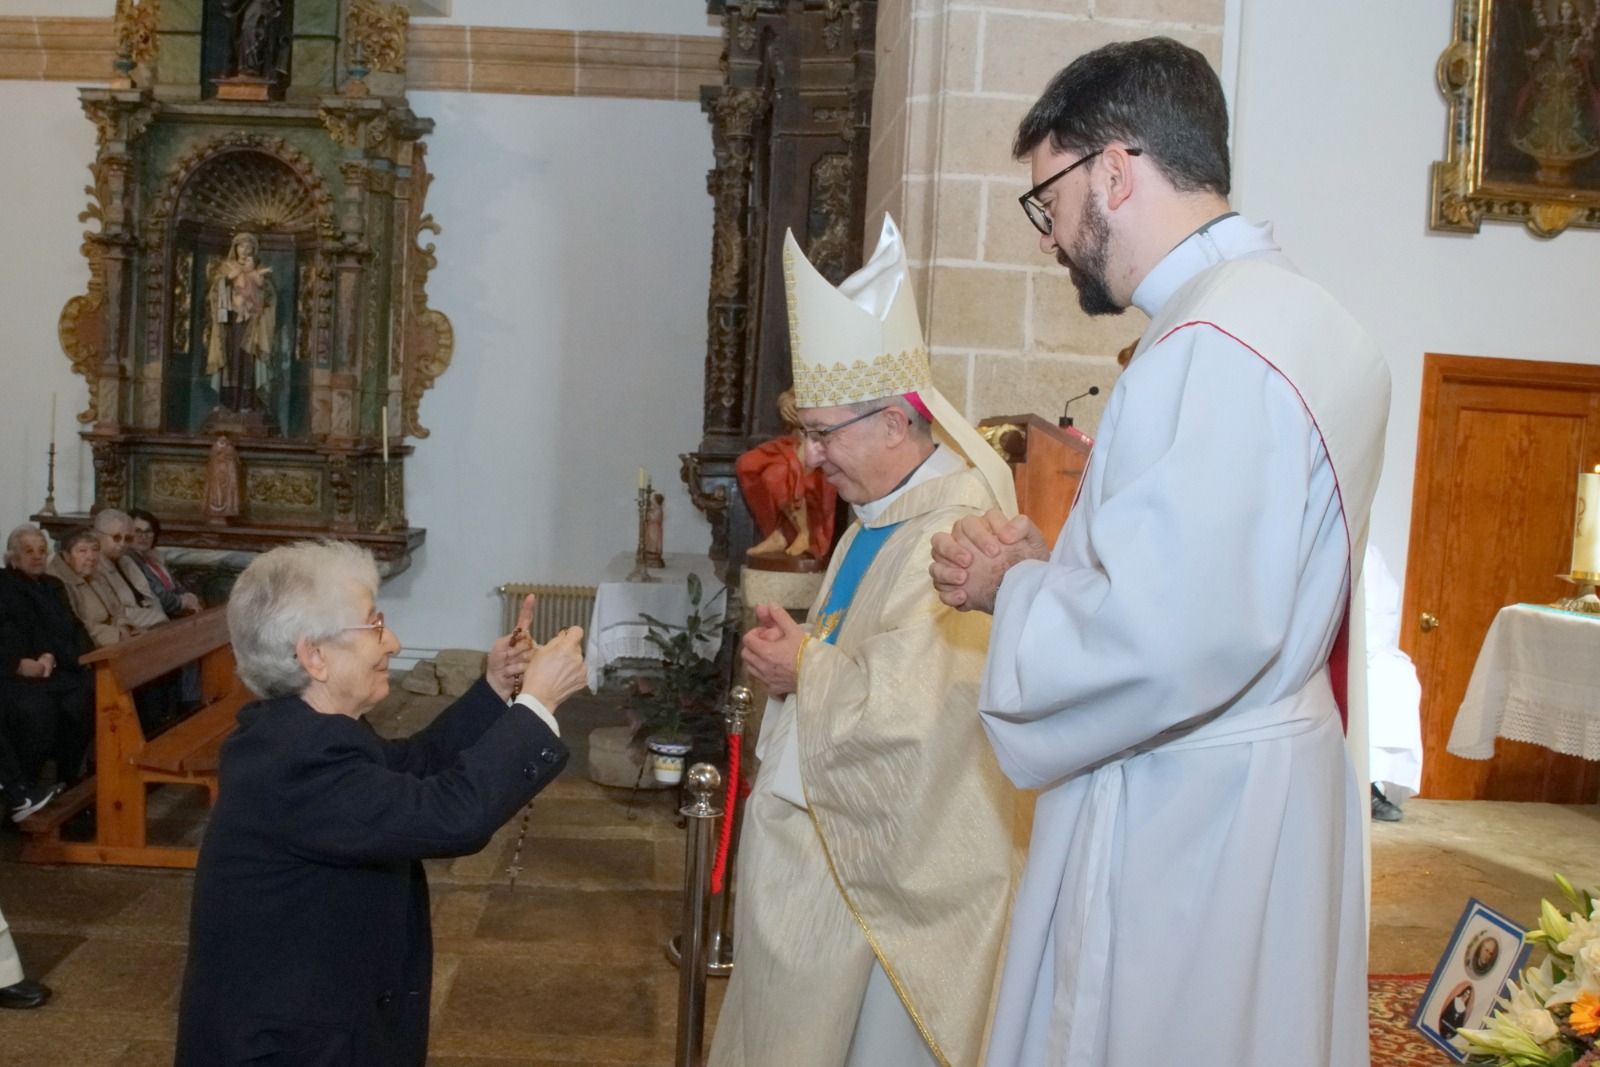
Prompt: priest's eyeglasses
<box><xmin>1019</xmin><ymin>147</ymin><xmax>1143</xmax><ymax>236</ymax></box>
<box><xmin>341</xmin><ymin>612</ymin><xmax>386</xmax><ymax>640</ymax></box>
<box><xmin>797</xmin><ymin>406</ymin><xmax>890</xmax><ymax>446</ymax></box>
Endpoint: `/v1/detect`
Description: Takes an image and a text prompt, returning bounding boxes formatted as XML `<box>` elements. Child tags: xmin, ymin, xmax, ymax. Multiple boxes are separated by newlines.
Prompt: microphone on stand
<box><xmin>1059</xmin><ymin>386</ymin><xmax>1100</xmax><ymax>429</ymax></box>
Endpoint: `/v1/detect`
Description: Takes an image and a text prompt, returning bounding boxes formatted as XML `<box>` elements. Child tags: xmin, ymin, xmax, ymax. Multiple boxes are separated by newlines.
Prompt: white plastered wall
<box><xmin>1226</xmin><ymin>0</ymin><xmax>1600</xmax><ymax>581</ymax></box>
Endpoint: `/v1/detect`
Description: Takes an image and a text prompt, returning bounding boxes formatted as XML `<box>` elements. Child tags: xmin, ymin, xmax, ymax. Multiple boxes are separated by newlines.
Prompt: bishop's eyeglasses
<box><xmin>797</xmin><ymin>405</ymin><xmax>890</xmax><ymax>446</ymax></box>
<box><xmin>1018</xmin><ymin>147</ymin><xmax>1143</xmax><ymax>236</ymax></box>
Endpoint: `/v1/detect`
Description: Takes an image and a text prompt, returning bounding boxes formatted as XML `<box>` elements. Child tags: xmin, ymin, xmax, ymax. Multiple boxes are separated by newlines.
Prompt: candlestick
<box><xmin>627</xmin><ymin>484</ymin><xmax>660</xmax><ymax>582</ymax></box>
<box><xmin>39</xmin><ymin>441</ymin><xmax>57</xmax><ymax>518</ymax></box>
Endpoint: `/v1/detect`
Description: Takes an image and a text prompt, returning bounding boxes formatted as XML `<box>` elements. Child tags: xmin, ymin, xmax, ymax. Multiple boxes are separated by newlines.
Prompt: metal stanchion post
<box><xmin>669</xmin><ymin>684</ymin><xmax>752</xmax><ymax>975</ymax></box>
<box><xmin>711</xmin><ymin>686</ymin><xmax>752</xmax><ymax>969</ymax></box>
<box><xmin>676</xmin><ymin>762</ymin><xmax>722</xmax><ymax>1067</ymax></box>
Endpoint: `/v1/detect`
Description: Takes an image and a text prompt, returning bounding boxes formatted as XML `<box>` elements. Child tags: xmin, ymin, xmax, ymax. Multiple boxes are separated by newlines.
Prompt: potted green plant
<box><xmin>632</xmin><ymin>574</ymin><xmax>728</xmax><ymax>784</ymax></box>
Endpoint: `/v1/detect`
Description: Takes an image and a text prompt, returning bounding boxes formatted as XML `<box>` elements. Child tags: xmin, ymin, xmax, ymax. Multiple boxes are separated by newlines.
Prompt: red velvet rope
<box><xmin>710</xmin><ymin>732</ymin><xmax>741</xmax><ymax>895</ymax></box>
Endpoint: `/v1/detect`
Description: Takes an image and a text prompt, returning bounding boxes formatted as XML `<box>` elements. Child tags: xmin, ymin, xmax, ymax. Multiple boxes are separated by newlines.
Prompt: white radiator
<box><xmin>496</xmin><ymin>583</ymin><xmax>597</xmax><ymax>643</ymax></box>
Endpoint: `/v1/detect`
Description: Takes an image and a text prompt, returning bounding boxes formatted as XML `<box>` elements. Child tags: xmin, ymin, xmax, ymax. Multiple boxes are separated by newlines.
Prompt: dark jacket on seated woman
<box><xmin>0</xmin><ymin>561</ymin><xmax>96</xmax><ymax>785</ymax></box>
<box><xmin>0</xmin><ymin>566</ymin><xmax>95</xmax><ymax>678</ymax></box>
<box><xmin>175</xmin><ymin>677</ymin><xmax>567</xmax><ymax>1066</ymax></box>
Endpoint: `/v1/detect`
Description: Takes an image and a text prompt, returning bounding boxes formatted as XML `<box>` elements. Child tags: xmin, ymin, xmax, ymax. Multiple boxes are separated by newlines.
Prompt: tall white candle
<box><xmin>1573</xmin><ymin>467</ymin><xmax>1600</xmax><ymax>582</ymax></box>
<box><xmin>381</xmin><ymin>406</ymin><xmax>389</xmax><ymax>465</ymax></box>
<box><xmin>638</xmin><ymin>466</ymin><xmax>647</xmax><ymax>490</ymax></box>
<box><xmin>49</xmin><ymin>393</ymin><xmax>56</xmax><ymax>447</ymax></box>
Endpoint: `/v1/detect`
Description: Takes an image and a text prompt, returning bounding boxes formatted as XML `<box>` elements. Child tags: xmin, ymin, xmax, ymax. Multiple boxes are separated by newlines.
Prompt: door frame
<box><xmin>1402</xmin><ymin>352</ymin><xmax>1600</xmax><ymax>798</ymax></box>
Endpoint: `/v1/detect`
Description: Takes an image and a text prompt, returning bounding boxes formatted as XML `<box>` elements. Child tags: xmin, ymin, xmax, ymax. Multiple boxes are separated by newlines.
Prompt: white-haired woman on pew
<box><xmin>175</xmin><ymin>540</ymin><xmax>586</xmax><ymax>1067</ymax></box>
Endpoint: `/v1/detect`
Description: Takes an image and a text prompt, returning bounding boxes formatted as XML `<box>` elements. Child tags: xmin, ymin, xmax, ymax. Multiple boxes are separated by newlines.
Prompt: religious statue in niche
<box><xmin>735</xmin><ymin>389</ymin><xmax>838</xmax><ymax>563</ymax></box>
<box><xmin>204</xmin><ymin>231</ymin><xmax>277</xmax><ymax>432</ymax></box>
<box><xmin>202</xmin><ymin>435</ymin><xmax>242</xmax><ymax>524</ymax></box>
<box><xmin>207</xmin><ymin>0</ymin><xmax>292</xmax><ymax>99</ymax></box>
<box><xmin>225</xmin><ymin>0</ymin><xmax>287</xmax><ymax>78</ymax></box>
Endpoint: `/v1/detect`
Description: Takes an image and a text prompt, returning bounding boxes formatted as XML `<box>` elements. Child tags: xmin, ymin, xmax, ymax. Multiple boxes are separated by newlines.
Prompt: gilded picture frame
<box><xmin>1431</xmin><ymin>0</ymin><xmax>1600</xmax><ymax>237</ymax></box>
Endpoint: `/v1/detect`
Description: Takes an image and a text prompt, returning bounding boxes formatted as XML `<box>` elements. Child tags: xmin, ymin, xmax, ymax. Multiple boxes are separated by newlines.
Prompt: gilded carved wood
<box><xmin>44</xmin><ymin>1</ymin><xmax>442</xmax><ymax>574</ymax></box>
<box><xmin>346</xmin><ymin>0</ymin><xmax>409</xmax><ymax>74</ymax></box>
<box><xmin>684</xmin><ymin>0</ymin><xmax>877</xmax><ymax>570</ymax></box>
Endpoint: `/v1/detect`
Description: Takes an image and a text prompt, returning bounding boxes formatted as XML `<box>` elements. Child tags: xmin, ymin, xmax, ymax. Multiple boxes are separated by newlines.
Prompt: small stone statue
<box><xmin>643</xmin><ymin>492</ymin><xmax>665</xmax><ymax>568</ymax></box>
<box><xmin>202</xmin><ymin>435</ymin><xmax>242</xmax><ymax>524</ymax></box>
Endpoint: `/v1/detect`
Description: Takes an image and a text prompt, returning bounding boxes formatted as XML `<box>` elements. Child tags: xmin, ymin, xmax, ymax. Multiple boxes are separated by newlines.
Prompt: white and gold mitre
<box><xmin>783</xmin><ymin>216</ymin><xmax>1017</xmax><ymax>515</ymax></box>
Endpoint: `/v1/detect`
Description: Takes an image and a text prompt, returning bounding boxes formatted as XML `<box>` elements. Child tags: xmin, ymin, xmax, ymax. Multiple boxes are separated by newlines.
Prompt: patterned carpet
<box><xmin>1371</xmin><ymin>975</ymin><xmax>1456</xmax><ymax>1066</ymax></box>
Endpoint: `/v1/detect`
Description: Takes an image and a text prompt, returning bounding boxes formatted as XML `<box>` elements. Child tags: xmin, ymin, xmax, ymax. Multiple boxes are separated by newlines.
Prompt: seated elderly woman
<box><xmin>175</xmin><ymin>541</ymin><xmax>586</xmax><ymax>1067</ymax></box>
<box><xmin>46</xmin><ymin>527</ymin><xmax>141</xmax><ymax>647</ymax></box>
<box><xmin>0</xmin><ymin>525</ymin><xmax>95</xmax><ymax>794</ymax></box>
<box><xmin>92</xmin><ymin>509</ymin><xmax>170</xmax><ymax>631</ymax></box>
<box><xmin>127</xmin><ymin>509</ymin><xmax>201</xmax><ymax>618</ymax></box>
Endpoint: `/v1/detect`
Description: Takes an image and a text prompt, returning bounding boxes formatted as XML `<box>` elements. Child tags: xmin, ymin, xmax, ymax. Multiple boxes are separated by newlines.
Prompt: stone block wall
<box><xmin>869</xmin><ymin>0</ymin><xmax>1224</xmax><ymax>436</ymax></box>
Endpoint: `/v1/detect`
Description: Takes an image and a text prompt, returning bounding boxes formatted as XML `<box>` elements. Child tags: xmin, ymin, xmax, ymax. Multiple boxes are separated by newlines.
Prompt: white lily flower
<box><xmin>1458</xmin><ymin>964</ymin><xmax>1567</xmax><ymax>1061</ymax></box>
<box><xmin>1540</xmin><ymin>899</ymin><xmax>1572</xmax><ymax>948</ymax></box>
<box><xmin>1453</xmin><ymin>1011</ymin><xmax>1554</xmax><ymax>1065</ymax></box>
<box><xmin>1556</xmin><ymin>911</ymin><xmax>1600</xmax><ymax>960</ymax></box>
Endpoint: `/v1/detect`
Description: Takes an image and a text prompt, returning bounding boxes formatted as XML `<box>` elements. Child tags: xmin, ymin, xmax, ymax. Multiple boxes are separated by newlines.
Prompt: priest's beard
<box><xmin>1056</xmin><ymin>198</ymin><xmax>1123</xmax><ymax>317</ymax></box>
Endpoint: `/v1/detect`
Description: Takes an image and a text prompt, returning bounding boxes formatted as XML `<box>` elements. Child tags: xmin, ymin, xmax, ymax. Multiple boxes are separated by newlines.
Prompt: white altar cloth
<box><xmin>1448</xmin><ymin>603</ymin><xmax>1600</xmax><ymax>762</ymax></box>
<box><xmin>585</xmin><ymin>552</ymin><xmax>725</xmax><ymax>690</ymax></box>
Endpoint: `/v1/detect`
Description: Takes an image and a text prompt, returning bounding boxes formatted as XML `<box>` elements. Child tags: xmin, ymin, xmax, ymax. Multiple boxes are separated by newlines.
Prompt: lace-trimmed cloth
<box><xmin>1448</xmin><ymin>603</ymin><xmax>1600</xmax><ymax>762</ymax></box>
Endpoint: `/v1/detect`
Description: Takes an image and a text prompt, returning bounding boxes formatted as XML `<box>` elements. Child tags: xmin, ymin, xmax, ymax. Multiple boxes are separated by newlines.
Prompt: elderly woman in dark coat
<box><xmin>175</xmin><ymin>541</ymin><xmax>586</xmax><ymax>1066</ymax></box>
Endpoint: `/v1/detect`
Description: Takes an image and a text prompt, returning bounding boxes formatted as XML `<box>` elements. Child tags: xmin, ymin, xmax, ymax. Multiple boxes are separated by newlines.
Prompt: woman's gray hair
<box><xmin>58</xmin><ymin>528</ymin><xmax>99</xmax><ymax>555</ymax></box>
<box><xmin>92</xmin><ymin>508</ymin><xmax>132</xmax><ymax>533</ymax></box>
<box><xmin>228</xmin><ymin>541</ymin><xmax>380</xmax><ymax>698</ymax></box>
<box><xmin>5</xmin><ymin>524</ymin><xmax>45</xmax><ymax>563</ymax></box>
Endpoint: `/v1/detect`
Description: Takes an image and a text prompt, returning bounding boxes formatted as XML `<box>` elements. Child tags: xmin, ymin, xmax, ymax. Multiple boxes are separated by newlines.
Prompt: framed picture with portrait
<box><xmin>1411</xmin><ymin>898</ymin><xmax>1532</xmax><ymax>1061</ymax></box>
<box><xmin>1431</xmin><ymin>0</ymin><xmax>1600</xmax><ymax>237</ymax></box>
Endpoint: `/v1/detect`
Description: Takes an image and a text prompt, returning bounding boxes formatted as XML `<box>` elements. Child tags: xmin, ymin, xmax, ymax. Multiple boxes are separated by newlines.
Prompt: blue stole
<box><xmin>812</xmin><ymin>521</ymin><xmax>904</xmax><ymax>645</ymax></box>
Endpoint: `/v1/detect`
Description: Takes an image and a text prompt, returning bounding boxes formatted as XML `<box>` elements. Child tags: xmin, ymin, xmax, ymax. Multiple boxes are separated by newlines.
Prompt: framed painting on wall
<box><xmin>1432</xmin><ymin>0</ymin><xmax>1600</xmax><ymax>237</ymax></box>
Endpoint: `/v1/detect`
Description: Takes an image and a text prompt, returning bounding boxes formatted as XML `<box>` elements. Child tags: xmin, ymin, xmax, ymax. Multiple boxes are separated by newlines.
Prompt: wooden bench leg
<box><xmin>96</xmin><ymin>693</ymin><xmax>148</xmax><ymax>851</ymax></box>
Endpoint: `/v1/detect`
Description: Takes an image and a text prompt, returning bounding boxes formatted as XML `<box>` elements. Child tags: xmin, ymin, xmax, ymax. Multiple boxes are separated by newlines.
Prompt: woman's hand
<box><xmin>487</xmin><ymin>595</ymin><xmax>537</xmax><ymax>702</ymax></box>
<box><xmin>16</xmin><ymin>655</ymin><xmax>53</xmax><ymax>680</ymax></box>
<box><xmin>520</xmin><ymin>627</ymin><xmax>588</xmax><ymax>713</ymax></box>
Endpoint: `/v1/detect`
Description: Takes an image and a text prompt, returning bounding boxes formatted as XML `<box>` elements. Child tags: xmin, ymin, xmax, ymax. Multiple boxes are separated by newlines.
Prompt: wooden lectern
<box><xmin>978</xmin><ymin>414</ymin><xmax>1094</xmax><ymax>548</ymax></box>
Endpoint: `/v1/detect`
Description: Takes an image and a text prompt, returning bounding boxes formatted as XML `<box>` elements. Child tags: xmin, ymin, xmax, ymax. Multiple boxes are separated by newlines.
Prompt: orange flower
<box><xmin>1571</xmin><ymin>991</ymin><xmax>1600</xmax><ymax>1037</ymax></box>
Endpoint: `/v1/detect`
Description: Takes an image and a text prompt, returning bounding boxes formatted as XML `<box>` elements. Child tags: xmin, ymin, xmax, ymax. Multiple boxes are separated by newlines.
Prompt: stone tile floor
<box><xmin>0</xmin><ymin>683</ymin><xmax>1595</xmax><ymax>1065</ymax></box>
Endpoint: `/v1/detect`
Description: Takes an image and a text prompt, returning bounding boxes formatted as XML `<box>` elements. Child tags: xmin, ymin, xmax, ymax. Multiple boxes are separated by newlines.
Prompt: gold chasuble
<box><xmin>711</xmin><ymin>463</ymin><xmax>1026</xmax><ymax>1067</ymax></box>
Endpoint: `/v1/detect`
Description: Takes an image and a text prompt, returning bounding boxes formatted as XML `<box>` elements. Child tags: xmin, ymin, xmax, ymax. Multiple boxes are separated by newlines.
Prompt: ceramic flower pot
<box><xmin>646</xmin><ymin>736</ymin><xmax>693</xmax><ymax>784</ymax></box>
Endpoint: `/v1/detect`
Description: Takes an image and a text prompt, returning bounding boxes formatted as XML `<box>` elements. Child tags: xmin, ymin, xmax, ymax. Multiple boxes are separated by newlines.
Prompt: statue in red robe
<box><xmin>736</xmin><ymin>390</ymin><xmax>837</xmax><ymax>561</ymax></box>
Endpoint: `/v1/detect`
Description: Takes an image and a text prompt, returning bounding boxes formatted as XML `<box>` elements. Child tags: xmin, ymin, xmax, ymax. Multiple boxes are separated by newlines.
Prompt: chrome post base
<box><xmin>666</xmin><ymin>930</ymin><xmax>734</xmax><ymax>977</ymax></box>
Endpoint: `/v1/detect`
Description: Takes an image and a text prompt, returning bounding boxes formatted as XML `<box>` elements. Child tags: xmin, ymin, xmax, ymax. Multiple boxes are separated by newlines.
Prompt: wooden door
<box><xmin>1403</xmin><ymin>353</ymin><xmax>1600</xmax><ymax>801</ymax></box>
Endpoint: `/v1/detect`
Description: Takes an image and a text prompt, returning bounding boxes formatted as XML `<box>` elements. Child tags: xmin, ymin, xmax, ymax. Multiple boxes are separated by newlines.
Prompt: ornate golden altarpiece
<box><xmin>39</xmin><ymin>0</ymin><xmax>449</xmax><ymax>579</ymax></box>
<box><xmin>680</xmin><ymin>0</ymin><xmax>877</xmax><ymax>575</ymax></box>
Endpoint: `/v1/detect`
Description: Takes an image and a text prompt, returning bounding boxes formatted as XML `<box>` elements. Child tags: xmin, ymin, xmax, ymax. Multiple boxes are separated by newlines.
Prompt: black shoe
<box><xmin>1371</xmin><ymin>784</ymin><xmax>1403</xmax><ymax>823</ymax></box>
<box><xmin>0</xmin><ymin>978</ymin><xmax>51</xmax><ymax>1010</ymax></box>
<box><xmin>9</xmin><ymin>782</ymin><xmax>63</xmax><ymax>823</ymax></box>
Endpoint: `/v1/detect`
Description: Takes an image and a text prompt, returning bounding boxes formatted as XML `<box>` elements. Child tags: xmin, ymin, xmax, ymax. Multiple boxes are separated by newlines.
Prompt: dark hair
<box><xmin>1014</xmin><ymin>37</ymin><xmax>1231</xmax><ymax>197</ymax></box>
<box><xmin>129</xmin><ymin>507</ymin><xmax>162</xmax><ymax>544</ymax></box>
<box><xmin>58</xmin><ymin>527</ymin><xmax>99</xmax><ymax>554</ymax></box>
